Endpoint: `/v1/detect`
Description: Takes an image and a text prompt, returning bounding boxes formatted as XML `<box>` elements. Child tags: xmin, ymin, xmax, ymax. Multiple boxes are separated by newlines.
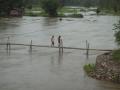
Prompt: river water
<box><xmin>0</xmin><ymin>15</ymin><xmax>120</xmax><ymax>90</ymax></box>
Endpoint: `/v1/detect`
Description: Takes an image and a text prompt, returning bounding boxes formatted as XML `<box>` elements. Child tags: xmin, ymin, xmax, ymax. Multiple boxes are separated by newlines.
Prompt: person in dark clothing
<box><xmin>58</xmin><ymin>35</ymin><xmax>61</xmax><ymax>47</ymax></box>
<box><xmin>51</xmin><ymin>35</ymin><xmax>54</xmax><ymax>47</ymax></box>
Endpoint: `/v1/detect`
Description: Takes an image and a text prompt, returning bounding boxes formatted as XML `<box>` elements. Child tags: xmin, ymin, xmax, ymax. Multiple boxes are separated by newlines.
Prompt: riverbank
<box><xmin>24</xmin><ymin>7</ymin><xmax>85</xmax><ymax>18</ymax></box>
<box><xmin>84</xmin><ymin>52</ymin><xmax>120</xmax><ymax>83</ymax></box>
<box><xmin>24</xmin><ymin>11</ymin><xmax>83</xmax><ymax>18</ymax></box>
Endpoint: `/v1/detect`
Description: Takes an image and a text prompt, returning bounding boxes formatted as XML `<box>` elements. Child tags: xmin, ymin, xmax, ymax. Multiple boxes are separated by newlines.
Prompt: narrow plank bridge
<box><xmin>0</xmin><ymin>43</ymin><xmax>113</xmax><ymax>52</ymax></box>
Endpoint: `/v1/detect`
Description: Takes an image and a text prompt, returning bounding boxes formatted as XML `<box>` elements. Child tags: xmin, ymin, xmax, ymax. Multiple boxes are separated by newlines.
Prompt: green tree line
<box><xmin>0</xmin><ymin>0</ymin><xmax>27</xmax><ymax>16</ymax></box>
<box><xmin>0</xmin><ymin>0</ymin><xmax>120</xmax><ymax>16</ymax></box>
<box><xmin>98</xmin><ymin>0</ymin><xmax>120</xmax><ymax>12</ymax></box>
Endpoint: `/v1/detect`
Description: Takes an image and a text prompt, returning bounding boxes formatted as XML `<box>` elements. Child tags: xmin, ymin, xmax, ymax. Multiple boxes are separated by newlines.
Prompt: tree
<box><xmin>40</xmin><ymin>0</ymin><xmax>62</xmax><ymax>17</ymax></box>
<box><xmin>98</xmin><ymin>0</ymin><xmax>120</xmax><ymax>12</ymax></box>
<box><xmin>0</xmin><ymin>0</ymin><xmax>26</xmax><ymax>16</ymax></box>
<box><xmin>113</xmin><ymin>20</ymin><xmax>120</xmax><ymax>44</ymax></box>
<box><xmin>96</xmin><ymin>8</ymin><xmax>101</xmax><ymax>15</ymax></box>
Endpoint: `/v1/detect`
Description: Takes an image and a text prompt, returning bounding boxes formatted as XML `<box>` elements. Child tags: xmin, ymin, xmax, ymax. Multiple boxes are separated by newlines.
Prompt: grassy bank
<box><xmin>84</xmin><ymin>64</ymin><xmax>95</xmax><ymax>75</ymax></box>
<box><xmin>84</xmin><ymin>52</ymin><xmax>120</xmax><ymax>83</ymax></box>
<box><xmin>24</xmin><ymin>6</ymin><xmax>83</xmax><ymax>18</ymax></box>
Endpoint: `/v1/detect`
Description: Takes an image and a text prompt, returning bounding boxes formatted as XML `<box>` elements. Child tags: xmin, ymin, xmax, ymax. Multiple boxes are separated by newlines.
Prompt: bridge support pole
<box><xmin>29</xmin><ymin>40</ymin><xmax>32</xmax><ymax>52</ymax></box>
<box><xmin>6</xmin><ymin>37</ymin><xmax>11</xmax><ymax>55</ymax></box>
<box><xmin>86</xmin><ymin>43</ymin><xmax>89</xmax><ymax>56</ymax></box>
<box><xmin>6</xmin><ymin>37</ymin><xmax>9</xmax><ymax>50</ymax></box>
<box><xmin>86</xmin><ymin>40</ymin><xmax>89</xmax><ymax>58</ymax></box>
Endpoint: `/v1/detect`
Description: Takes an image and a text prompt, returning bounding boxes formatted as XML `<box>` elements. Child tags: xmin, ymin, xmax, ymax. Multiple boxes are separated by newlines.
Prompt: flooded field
<box><xmin>0</xmin><ymin>15</ymin><xmax>120</xmax><ymax>90</ymax></box>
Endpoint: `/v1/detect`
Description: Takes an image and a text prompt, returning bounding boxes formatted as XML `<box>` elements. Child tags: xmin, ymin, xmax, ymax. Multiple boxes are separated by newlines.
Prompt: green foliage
<box><xmin>67</xmin><ymin>14</ymin><xmax>83</xmax><ymax>18</ymax></box>
<box><xmin>84</xmin><ymin>64</ymin><xmax>95</xmax><ymax>74</ymax></box>
<box><xmin>62</xmin><ymin>0</ymin><xmax>98</xmax><ymax>7</ymax></box>
<box><xmin>84</xmin><ymin>0</ymin><xmax>92</xmax><ymax>8</ymax></box>
<box><xmin>0</xmin><ymin>0</ymin><xmax>26</xmax><ymax>16</ymax></box>
<box><xmin>99</xmin><ymin>0</ymin><xmax>120</xmax><ymax>13</ymax></box>
<box><xmin>25</xmin><ymin>11</ymin><xmax>48</xmax><ymax>17</ymax></box>
<box><xmin>27</xmin><ymin>5</ymin><xmax>33</xmax><ymax>10</ymax></box>
<box><xmin>24</xmin><ymin>6</ymin><xmax>84</xmax><ymax>18</ymax></box>
<box><xmin>40</xmin><ymin>0</ymin><xmax>62</xmax><ymax>17</ymax></box>
<box><xmin>59</xmin><ymin>7</ymin><xmax>75</xmax><ymax>13</ymax></box>
<box><xmin>112</xmin><ymin>50</ymin><xmax>120</xmax><ymax>62</ymax></box>
<box><xmin>113</xmin><ymin>20</ymin><xmax>120</xmax><ymax>44</ymax></box>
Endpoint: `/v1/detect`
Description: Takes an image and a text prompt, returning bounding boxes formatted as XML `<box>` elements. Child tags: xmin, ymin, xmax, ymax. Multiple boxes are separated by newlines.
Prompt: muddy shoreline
<box><xmin>88</xmin><ymin>52</ymin><xmax>120</xmax><ymax>83</ymax></box>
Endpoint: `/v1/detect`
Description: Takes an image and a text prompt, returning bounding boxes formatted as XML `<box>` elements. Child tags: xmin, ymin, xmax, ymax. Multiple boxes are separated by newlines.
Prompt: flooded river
<box><xmin>0</xmin><ymin>15</ymin><xmax>120</xmax><ymax>90</ymax></box>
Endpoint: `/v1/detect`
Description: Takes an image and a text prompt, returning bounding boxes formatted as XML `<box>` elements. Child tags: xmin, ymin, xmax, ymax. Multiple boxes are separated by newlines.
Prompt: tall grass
<box><xmin>84</xmin><ymin>64</ymin><xmax>95</xmax><ymax>74</ymax></box>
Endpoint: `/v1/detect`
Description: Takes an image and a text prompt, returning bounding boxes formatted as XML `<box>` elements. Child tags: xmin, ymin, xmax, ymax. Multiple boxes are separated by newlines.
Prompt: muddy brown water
<box><xmin>0</xmin><ymin>16</ymin><xmax>120</xmax><ymax>90</ymax></box>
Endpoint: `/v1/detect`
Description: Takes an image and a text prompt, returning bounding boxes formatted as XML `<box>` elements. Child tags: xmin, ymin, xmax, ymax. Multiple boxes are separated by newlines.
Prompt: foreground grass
<box><xmin>84</xmin><ymin>64</ymin><xmax>95</xmax><ymax>74</ymax></box>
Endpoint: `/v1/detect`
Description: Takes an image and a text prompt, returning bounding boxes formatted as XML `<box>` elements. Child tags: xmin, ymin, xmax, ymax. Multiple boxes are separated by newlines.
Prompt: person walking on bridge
<box><xmin>58</xmin><ymin>35</ymin><xmax>63</xmax><ymax>52</ymax></box>
<box><xmin>58</xmin><ymin>35</ymin><xmax>61</xmax><ymax>47</ymax></box>
<box><xmin>51</xmin><ymin>35</ymin><xmax>54</xmax><ymax>47</ymax></box>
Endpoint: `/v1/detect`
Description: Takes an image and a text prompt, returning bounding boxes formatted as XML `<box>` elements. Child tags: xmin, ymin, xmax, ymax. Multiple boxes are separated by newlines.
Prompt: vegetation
<box><xmin>112</xmin><ymin>19</ymin><xmax>120</xmax><ymax>62</ymax></box>
<box><xmin>84</xmin><ymin>64</ymin><xmax>95</xmax><ymax>74</ymax></box>
<box><xmin>40</xmin><ymin>0</ymin><xmax>63</xmax><ymax>17</ymax></box>
<box><xmin>60</xmin><ymin>0</ymin><xmax>98</xmax><ymax>7</ymax></box>
<box><xmin>99</xmin><ymin>0</ymin><xmax>120</xmax><ymax>12</ymax></box>
<box><xmin>113</xmin><ymin>20</ymin><xmax>120</xmax><ymax>44</ymax></box>
<box><xmin>0</xmin><ymin>0</ymin><xmax>26</xmax><ymax>16</ymax></box>
<box><xmin>0</xmin><ymin>0</ymin><xmax>120</xmax><ymax>16</ymax></box>
<box><xmin>112</xmin><ymin>50</ymin><xmax>120</xmax><ymax>62</ymax></box>
<box><xmin>24</xmin><ymin>6</ymin><xmax>84</xmax><ymax>18</ymax></box>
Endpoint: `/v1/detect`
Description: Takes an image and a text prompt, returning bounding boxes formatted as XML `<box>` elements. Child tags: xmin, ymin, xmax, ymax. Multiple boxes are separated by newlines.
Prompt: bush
<box><xmin>40</xmin><ymin>0</ymin><xmax>62</xmax><ymax>17</ymax></box>
<box><xmin>113</xmin><ymin>20</ymin><xmax>120</xmax><ymax>44</ymax></box>
<box><xmin>84</xmin><ymin>64</ymin><xmax>95</xmax><ymax>74</ymax></box>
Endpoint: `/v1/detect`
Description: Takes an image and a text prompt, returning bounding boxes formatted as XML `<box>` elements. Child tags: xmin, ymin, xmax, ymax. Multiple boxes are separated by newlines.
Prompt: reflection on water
<box><xmin>43</xmin><ymin>17</ymin><xmax>59</xmax><ymax>26</ymax></box>
<box><xmin>51</xmin><ymin>55</ymin><xmax>55</xmax><ymax>65</ymax></box>
<box><xmin>58</xmin><ymin>50</ymin><xmax>63</xmax><ymax>65</ymax></box>
<box><xmin>50</xmin><ymin>50</ymin><xmax>63</xmax><ymax>66</ymax></box>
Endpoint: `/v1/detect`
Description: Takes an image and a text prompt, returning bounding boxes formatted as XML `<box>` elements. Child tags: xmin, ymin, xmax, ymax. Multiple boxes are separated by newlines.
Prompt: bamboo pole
<box><xmin>30</xmin><ymin>40</ymin><xmax>32</xmax><ymax>52</ymax></box>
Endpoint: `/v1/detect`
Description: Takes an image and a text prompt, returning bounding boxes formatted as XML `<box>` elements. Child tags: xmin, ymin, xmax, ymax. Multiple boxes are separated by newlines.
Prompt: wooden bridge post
<box><xmin>9</xmin><ymin>41</ymin><xmax>11</xmax><ymax>51</ymax></box>
<box><xmin>86</xmin><ymin>40</ymin><xmax>89</xmax><ymax>57</ymax></box>
<box><xmin>6</xmin><ymin>37</ymin><xmax>10</xmax><ymax>51</ymax></box>
<box><xmin>86</xmin><ymin>40</ymin><xmax>88</xmax><ymax>55</ymax></box>
<box><xmin>86</xmin><ymin>40</ymin><xmax>88</xmax><ymax>50</ymax></box>
<box><xmin>30</xmin><ymin>40</ymin><xmax>32</xmax><ymax>52</ymax></box>
<box><xmin>6</xmin><ymin>37</ymin><xmax>11</xmax><ymax>55</ymax></box>
<box><xmin>87</xmin><ymin>43</ymin><xmax>89</xmax><ymax>56</ymax></box>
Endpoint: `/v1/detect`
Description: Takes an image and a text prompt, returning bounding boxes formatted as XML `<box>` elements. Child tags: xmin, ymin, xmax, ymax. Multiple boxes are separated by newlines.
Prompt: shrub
<box><xmin>84</xmin><ymin>64</ymin><xmax>95</xmax><ymax>74</ymax></box>
<box><xmin>40</xmin><ymin>0</ymin><xmax>62</xmax><ymax>17</ymax></box>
